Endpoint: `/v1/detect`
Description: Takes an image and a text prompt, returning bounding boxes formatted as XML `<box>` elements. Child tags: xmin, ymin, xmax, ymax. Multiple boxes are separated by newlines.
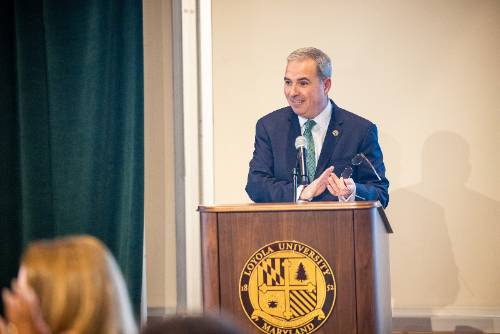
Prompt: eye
<box><xmin>299</xmin><ymin>80</ymin><xmax>309</xmax><ymax>87</ymax></box>
<box><xmin>284</xmin><ymin>79</ymin><xmax>291</xmax><ymax>86</ymax></box>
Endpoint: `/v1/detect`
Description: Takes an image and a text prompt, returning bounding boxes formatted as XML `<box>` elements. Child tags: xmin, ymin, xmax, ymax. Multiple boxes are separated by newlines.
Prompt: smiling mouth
<box><xmin>290</xmin><ymin>99</ymin><xmax>305</xmax><ymax>105</ymax></box>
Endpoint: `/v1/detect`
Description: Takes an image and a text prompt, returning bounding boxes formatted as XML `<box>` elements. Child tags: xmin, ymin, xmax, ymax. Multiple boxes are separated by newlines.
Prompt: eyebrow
<box><xmin>283</xmin><ymin>76</ymin><xmax>311</xmax><ymax>82</ymax></box>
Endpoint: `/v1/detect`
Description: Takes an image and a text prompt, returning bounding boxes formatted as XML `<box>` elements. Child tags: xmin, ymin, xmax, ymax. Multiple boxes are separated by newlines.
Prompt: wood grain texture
<box><xmin>199</xmin><ymin>201</ymin><xmax>381</xmax><ymax>213</ymax></box>
<box><xmin>217</xmin><ymin>210</ymin><xmax>356</xmax><ymax>334</ymax></box>
<box><xmin>199</xmin><ymin>201</ymin><xmax>392</xmax><ymax>233</ymax></box>
<box><xmin>354</xmin><ymin>208</ymin><xmax>392</xmax><ymax>334</ymax></box>
<box><xmin>200</xmin><ymin>212</ymin><xmax>220</xmax><ymax>311</ymax></box>
<box><xmin>199</xmin><ymin>204</ymin><xmax>392</xmax><ymax>334</ymax></box>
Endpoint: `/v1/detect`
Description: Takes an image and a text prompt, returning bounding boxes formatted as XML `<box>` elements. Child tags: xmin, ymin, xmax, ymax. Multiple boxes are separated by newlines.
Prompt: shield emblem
<box><xmin>257</xmin><ymin>257</ymin><xmax>318</xmax><ymax>320</ymax></box>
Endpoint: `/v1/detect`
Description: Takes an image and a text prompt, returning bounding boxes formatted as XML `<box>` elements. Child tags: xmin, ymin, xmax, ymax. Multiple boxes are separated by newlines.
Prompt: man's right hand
<box><xmin>299</xmin><ymin>166</ymin><xmax>334</xmax><ymax>201</ymax></box>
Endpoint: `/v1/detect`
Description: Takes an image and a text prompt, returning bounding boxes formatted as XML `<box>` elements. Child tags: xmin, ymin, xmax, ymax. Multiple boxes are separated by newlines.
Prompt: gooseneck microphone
<box><xmin>352</xmin><ymin>153</ymin><xmax>382</xmax><ymax>181</ymax></box>
<box><xmin>294</xmin><ymin>136</ymin><xmax>309</xmax><ymax>186</ymax></box>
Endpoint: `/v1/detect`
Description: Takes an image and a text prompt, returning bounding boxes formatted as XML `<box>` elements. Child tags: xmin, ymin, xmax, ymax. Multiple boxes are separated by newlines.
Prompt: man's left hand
<box><xmin>327</xmin><ymin>172</ymin><xmax>355</xmax><ymax>198</ymax></box>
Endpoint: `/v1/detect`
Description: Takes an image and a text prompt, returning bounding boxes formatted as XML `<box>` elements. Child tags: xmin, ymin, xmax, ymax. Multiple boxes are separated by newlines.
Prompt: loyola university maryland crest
<box><xmin>239</xmin><ymin>241</ymin><xmax>336</xmax><ymax>334</ymax></box>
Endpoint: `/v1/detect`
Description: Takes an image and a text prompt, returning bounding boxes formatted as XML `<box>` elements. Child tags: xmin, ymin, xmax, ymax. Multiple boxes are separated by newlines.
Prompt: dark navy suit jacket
<box><xmin>245</xmin><ymin>100</ymin><xmax>389</xmax><ymax>207</ymax></box>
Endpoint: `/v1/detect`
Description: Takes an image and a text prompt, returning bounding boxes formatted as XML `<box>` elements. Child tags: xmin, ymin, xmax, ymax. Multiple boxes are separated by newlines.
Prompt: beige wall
<box><xmin>212</xmin><ymin>0</ymin><xmax>500</xmax><ymax>315</ymax></box>
<box><xmin>143</xmin><ymin>0</ymin><xmax>177</xmax><ymax>310</ymax></box>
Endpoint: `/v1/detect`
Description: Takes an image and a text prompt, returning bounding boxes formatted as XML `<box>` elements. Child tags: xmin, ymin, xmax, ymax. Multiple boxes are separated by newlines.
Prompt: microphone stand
<box><xmin>292</xmin><ymin>167</ymin><xmax>298</xmax><ymax>202</ymax></box>
<box><xmin>293</xmin><ymin>149</ymin><xmax>309</xmax><ymax>202</ymax></box>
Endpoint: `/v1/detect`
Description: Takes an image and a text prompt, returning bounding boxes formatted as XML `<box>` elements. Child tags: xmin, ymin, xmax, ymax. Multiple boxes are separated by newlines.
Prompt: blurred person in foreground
<box><xmin>0</xmin><ymin>235</ymin><xmax>137</xmax><ymax>334</ymax></box>
<box><xmin>141</xmin><ymin>314</ymin><xmax>242</xmax><ymax>334</ymax></box>
<box><xmin>246</xmin><ymin>47</ymin><xmax>389</xmax><ymax>206</ymax></box>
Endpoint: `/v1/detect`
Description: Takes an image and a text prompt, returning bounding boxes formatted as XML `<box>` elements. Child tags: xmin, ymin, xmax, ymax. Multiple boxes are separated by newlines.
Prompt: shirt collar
<box><xmin>298</xmin><ymin>100</ymin><xmax>332</xmax><ymax>129</ymax></box>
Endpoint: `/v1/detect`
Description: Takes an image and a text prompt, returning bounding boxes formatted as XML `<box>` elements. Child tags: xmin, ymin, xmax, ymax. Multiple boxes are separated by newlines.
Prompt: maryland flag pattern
<box><xmin>259</xmin><ymin>258</ymin><xmax>285</xmax><ymax>286</ymax></box>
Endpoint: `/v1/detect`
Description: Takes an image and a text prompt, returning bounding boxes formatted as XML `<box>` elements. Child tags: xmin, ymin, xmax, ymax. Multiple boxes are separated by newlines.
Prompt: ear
<box><xmin>323</xmin><ymin>78</ymin><xmax>332</xmax><ymax>94</ymax></box>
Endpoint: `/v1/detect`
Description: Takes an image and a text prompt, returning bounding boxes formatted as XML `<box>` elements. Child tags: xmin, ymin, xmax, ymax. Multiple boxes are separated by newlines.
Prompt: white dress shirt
<box><xmin>296</xmin><ymin>100</ymin><xmax>355</xmax><ymax>202</ymax></box>
<box><xmin>298</xmin><ymin>101</ymin><xmax>332</xmax><ymax>165</ymax></box>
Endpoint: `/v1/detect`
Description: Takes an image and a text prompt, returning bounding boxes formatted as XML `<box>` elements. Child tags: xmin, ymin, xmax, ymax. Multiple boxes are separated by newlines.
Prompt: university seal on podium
<box><xmin>239</xmin><ymin>241</ymin><xmax>336</xmax><ymax>334</ymax></box>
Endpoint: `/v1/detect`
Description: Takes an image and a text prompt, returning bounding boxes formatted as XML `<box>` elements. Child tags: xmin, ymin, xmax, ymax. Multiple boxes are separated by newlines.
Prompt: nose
<box><xmin>287</xmin><ymin>83</ymin><xmax>297</xmax><ymax>96</ymax></box>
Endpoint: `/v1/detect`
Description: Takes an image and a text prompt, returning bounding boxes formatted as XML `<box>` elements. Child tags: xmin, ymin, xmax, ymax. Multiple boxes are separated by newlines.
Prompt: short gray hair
<box><xmin>287</xmin><ymin>47</ymin><xmax>332</xmax><ymax>80</ymax></box>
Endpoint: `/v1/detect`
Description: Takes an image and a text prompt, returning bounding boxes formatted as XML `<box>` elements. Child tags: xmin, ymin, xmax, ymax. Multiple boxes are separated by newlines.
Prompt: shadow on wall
<box><xmin>388</xmin><ymin>131</ymin><xmax>500</xmax><ymax>311</ymax></box>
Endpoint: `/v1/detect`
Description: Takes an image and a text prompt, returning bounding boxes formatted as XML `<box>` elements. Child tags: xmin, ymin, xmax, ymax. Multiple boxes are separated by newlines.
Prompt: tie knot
<box><xmin>304</xmin><ymin>119</ymin><xmax>316</xmax><ymax>133</ymax></box>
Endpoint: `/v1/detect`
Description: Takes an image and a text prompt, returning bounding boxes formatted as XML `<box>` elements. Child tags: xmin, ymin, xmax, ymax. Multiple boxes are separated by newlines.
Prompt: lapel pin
<box><xmin>332</xmin><ymin>129</ymin><xmax>339</xmax><ymax>137</ymax></box>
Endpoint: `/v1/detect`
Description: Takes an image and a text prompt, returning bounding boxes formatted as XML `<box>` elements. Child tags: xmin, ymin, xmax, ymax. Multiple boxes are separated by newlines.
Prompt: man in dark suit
<box><xmin>245</xmin><ymin>47</ymin><xmax>389</xmax><ymax>207</ymax></box>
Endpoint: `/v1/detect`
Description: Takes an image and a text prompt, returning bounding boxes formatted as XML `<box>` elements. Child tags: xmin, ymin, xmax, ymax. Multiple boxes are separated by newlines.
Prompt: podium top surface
<box><xmin>198</xmin><ymin>201</ymin><xmax>392</xmax><ymax>233</ymax></box>
<box><xmin>198</xmin><ymin>201</ymin><xmax>381</xmax><ymax>213</ymax></box>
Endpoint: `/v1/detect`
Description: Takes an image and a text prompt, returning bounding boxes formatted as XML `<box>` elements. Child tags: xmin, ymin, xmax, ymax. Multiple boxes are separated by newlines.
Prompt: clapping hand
<box><xmin>0</xmin><ymin>267</ymin><xmax>50</xmax><ymax>334</ymax></box>
<box><xmin>327</xmin><ymin>171</ymin><xmax>355</xmax><ymax>199</ymax></box>
<box><xmin>299</xmin><ymin>166</ymin><xmax>334</xmax><ymax>201</ymax></box>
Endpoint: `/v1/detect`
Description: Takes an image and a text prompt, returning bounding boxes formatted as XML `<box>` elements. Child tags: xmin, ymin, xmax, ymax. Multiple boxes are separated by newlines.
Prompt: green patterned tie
<box><xmin>303</xmin><ymin>120</ymin><xmax>316</xmax><ymax>182</ymax></box>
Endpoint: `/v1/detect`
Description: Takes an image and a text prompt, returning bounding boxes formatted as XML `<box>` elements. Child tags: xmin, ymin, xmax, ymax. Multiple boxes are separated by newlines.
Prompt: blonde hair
<box><xmin>21</xmin><ymin>235</ymin><xmax>137</xmax><ymax>334</ymax></box>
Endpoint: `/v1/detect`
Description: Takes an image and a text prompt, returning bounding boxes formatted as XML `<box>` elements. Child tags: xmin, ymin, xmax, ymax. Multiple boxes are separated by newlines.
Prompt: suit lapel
<box><xmin>315</xmin><ymin>101</ymin><xmax>344</xmax><ymax>178</ymax></box>
<box><xmin>286</xmin><ymin>109</ymin><xmax>301</xmax><ymax>174</ymax></box>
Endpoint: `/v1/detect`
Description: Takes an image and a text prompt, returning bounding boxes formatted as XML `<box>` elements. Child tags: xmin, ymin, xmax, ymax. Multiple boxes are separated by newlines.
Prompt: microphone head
<box><xmin>295</xmin><ymin>136</ymin><xmax>307</xmax><ymax>149</ymax></box>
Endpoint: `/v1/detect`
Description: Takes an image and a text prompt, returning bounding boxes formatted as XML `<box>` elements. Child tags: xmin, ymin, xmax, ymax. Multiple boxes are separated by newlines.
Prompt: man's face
<box><xmin>284</xmin><ymin>58</ymin><xmax>331</xmax><ymax>119</ymax></box>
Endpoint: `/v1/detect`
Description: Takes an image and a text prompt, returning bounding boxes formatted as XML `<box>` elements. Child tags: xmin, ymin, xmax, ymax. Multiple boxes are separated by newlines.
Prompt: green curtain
<box><xmin>0</xmin><ymin>0</ymin><xmax>144</xmax><ymax>317</ymax></box>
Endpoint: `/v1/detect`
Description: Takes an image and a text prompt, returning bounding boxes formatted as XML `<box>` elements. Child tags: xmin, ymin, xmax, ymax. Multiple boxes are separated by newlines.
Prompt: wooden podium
<box><xmin>198</xmin><ymin>201</ymin><xmax>393</xmax><ymax>334</ymax></box>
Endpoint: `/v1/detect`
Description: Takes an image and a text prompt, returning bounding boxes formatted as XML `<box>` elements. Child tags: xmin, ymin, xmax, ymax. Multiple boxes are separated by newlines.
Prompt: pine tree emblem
<box><xmin>295</xmin><ymin>262</ymin><xmax>308</xmax><ymax>282</ymax></box>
